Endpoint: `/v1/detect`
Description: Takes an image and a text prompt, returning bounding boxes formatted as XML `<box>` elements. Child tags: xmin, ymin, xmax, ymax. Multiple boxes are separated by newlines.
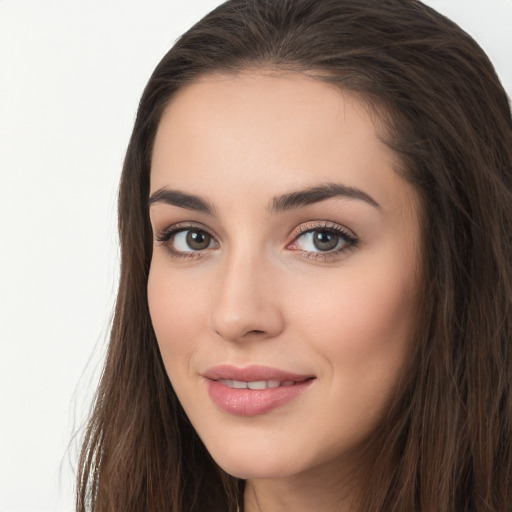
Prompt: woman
<box><xmin>77</xmin><ymin>0</ymin><xmax>512</xmax><ymax>510</ymax></box>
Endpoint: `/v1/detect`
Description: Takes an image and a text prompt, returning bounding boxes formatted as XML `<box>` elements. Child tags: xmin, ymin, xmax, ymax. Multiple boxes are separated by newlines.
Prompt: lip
<box><xmin>203</xmin><ymin>365</ymin><xmax>315</xmax><ymax>416</ymax></box>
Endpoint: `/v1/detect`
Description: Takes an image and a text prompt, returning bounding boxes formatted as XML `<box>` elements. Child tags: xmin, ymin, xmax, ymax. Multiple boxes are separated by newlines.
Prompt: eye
<box><xmin>155</xmin><ymin>225</ymin><xmax>218</xmax><ymax>257</ymax></box>
<box><xmin>288</xmin><ymin>222</ymin><xmax>358</xmax><ymax>258</ymax></box>
<box><xmin>296</xmin><ymin>230</ymin><xmax>342</xmax><ymax>252</ymax></box>
<box><xmin>173</xmin><ymin>229</ymin><xmax>215</xmax><ymax>251</ymax></box>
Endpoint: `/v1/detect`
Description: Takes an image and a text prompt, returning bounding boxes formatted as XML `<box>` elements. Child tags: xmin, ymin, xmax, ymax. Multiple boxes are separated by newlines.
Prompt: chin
<box><xmin>202</xmin><ymin>438</ymin><xmax>315</xmax><ymax>481</ymax></box>
<box><xmin>214</xmin><ymin>457</ymin><xmax>293</xmax><ymax>481</ymax></box>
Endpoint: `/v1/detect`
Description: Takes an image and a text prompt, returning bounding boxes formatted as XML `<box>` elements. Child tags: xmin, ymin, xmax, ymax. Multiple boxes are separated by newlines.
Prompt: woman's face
<box><xmin>148</xmin><ymin>71</ymin><xmax>421</xmax><ymax>482</ymax></box>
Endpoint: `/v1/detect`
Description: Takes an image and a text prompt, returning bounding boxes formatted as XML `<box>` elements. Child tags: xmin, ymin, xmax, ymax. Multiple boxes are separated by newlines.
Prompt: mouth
<box><xmin>216</xmin><ymin>379</ymin><xmax>299</xmax><ymax>389</ymax></box>
<box><xmin>203</xmin><ymin>363</ymin><xmax>314</xmax><ymax>382</ymax></box>
<box><xmin>203</xmin><ymin>365</ymin><xmax>315</xmax><ymax>416</ymax></box>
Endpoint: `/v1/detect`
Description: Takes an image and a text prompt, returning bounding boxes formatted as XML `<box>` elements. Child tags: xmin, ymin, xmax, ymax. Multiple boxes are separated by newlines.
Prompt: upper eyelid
<box><xmin>290</xmin><ymin>220</ymin><xmax>357</xmax><ymax>239</ymax></box>
<box><xmin>155</xmin><ymin>222</ymin><xmax>217</xmax><ymax>239</ymax></box>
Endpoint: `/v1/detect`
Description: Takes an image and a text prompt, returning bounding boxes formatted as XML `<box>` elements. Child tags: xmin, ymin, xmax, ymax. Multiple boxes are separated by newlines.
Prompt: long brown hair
<box><xmin>77</xmin><ymin>0</ymin><xmax>512</xmax><ymax>510</ymax></box>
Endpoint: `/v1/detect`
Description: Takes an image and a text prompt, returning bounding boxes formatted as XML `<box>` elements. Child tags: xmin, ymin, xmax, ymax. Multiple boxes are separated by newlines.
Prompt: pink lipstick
<box><xmin>203</xmin><ymin>365</ymin><xmax>315</xmax><ymax>416</ymax></box>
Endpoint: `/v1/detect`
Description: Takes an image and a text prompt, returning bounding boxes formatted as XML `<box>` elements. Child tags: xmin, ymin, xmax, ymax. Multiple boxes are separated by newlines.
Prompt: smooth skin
<box><xmin>148</xmin><ymin>70</ymin><xmax>422</xmax><ymax>512</ymax></box>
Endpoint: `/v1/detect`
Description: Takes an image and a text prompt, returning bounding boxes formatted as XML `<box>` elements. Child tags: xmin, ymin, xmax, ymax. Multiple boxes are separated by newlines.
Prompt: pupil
<box><xmin>186</xmin><ymin>230</ymin><xmax>211</xmax><ymax>250</ymax></box>
<box><xmin>313</xmin><ymin>230</ymin><xmax>338</xmax><ymax>251</ymax></box>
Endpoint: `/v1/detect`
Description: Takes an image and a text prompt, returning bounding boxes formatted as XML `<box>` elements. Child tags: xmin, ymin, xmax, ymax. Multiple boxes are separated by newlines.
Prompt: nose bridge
<box><xmin>210</xmin><ymin>241</ymin><xmax>283</xmax><ymax>342</ymax></box>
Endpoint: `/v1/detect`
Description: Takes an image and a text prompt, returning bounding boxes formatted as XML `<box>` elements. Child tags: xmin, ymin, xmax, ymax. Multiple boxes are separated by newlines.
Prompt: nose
<box><xmin>210</xmin><ymin>250</ymin><xmax>284</xmax><ymax>343</ymax></box>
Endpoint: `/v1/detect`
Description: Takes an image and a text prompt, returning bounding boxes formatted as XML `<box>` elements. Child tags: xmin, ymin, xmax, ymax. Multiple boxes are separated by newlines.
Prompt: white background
<box><xmin>0</xmin><ymin>1</ymin><xmax>510</xmax><ymax>511</ymax></box>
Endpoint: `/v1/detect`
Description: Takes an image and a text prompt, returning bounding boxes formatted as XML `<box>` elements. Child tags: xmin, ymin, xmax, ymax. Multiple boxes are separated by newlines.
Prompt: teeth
<box><xmin>247</xmin><ymin>380</ymin><xmax>266</xmax><ymax>390</ymax></box>
<box><xmin>218</xmin><ymin>379</ymin><xmax>295</xmax><ymax>389</ymax></box>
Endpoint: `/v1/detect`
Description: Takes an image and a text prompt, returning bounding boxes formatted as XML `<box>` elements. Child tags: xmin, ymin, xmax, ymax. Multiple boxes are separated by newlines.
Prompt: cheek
<box><xmin>289</xmin><ymin>269</ymin><xmax>418</xmax><ymax>448</ymax></box>
<box><xmin>291</xmin><ymin>260</ymin><xmax>418</xmax><ymax>389</ymax></box>
<box><xmin>147</xmin><ymin>261</ymin><xmax>207</xmax><ymax>373</ymax></box>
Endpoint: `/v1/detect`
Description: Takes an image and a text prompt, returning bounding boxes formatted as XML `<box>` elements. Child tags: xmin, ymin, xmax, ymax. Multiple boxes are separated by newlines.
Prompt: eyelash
<box><xmin>155</xmin><ymin>221</ymin><xmax>359</xmax><ymax>261</ymax></box>
<box><xmin>155</xmin><ymin>222</ymin><xmax>214</xmax><ymax>260</ymax></box>
<box><xmin>290</xmin><ymin>221</ymin><xmax>359</xmax><ymax>261</ymax></box>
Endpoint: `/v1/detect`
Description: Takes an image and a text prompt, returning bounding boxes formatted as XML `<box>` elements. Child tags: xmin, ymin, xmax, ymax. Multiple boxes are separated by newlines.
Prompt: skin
<box><xmin>148</xmin><ymin>70</ymin><xmax>422</xmax><ymax>512</ymax></box>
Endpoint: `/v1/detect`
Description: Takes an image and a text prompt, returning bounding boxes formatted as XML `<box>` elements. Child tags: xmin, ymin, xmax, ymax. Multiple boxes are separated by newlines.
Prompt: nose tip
<box><xmin>210</xmin><ymin>264</ymin><xmax>284</xmax><ymax>343</ymax></box>
<box><xmin>211</xmin><ymin>295</ymin><xmax>284</xmax><ymax>343</ymax></box>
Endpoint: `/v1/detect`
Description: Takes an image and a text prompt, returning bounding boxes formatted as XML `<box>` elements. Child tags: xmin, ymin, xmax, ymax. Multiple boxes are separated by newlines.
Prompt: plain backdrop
<box><xmin>0</xmin><ymin>1</ymin><xmax>510</xmax><ymax>511</ymax></box>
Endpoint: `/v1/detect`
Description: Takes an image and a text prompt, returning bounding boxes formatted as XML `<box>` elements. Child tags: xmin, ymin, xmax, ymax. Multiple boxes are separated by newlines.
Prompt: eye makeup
<box><xmin>154</xmin><ymin>219</ymin><xmax>359</xmax><ymax>263</ymax></box>
<box><xmin>287</xmin><ymin>220</ymin><xmax>359</xmax><ymax>262</ymax></box>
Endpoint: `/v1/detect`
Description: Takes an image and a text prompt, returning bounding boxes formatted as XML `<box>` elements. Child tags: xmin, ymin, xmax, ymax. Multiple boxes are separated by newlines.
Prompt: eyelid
<box><xmin>153</xmin><ymin>219</ymin><xmax>358</xmax><ymax>262</ymax></box>
<box><xmin>155</xmin><ymin>221</ymin><xmax>215</xmax><ymax>242</ymax></box>
<box><xmin>290</xmin><ymin>220</ymin><xmax>358</xmax><ymax>242</ymax></box>
<box><xmin>287</xmin><ymin>220</ymin><xmax>359</xmax><ymax>260</ymax></box>
<box><xmin>155</xmin><ymin>222</ymin><xmax>219</xmax><ymax>259</ymax></box>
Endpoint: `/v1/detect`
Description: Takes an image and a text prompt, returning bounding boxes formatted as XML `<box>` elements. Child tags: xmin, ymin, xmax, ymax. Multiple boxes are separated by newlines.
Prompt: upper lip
<box><xmin>202</xmin><ymin>364</ymin><xmax>314</xmax><ymax>382</ymax></box>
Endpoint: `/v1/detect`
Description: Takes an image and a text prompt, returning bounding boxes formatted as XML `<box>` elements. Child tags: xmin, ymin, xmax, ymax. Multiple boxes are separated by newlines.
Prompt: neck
<box><xmin>243</xmin><ymin>460</ymin><xmax>363</xmax><ymax>512</ymax></box>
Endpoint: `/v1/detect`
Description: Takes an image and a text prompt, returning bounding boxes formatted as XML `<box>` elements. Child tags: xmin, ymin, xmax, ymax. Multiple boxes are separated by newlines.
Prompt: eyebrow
<box><xmin>270</xmin><ymin>182</ymin><xmax>381</xmax><ymax>212</ymax></box>
<box><xmin>148</xmin><ymin>182</ymin><xmax>380</xmax><ymax>216</ymax></box>
<box><xmin>148</xmin><ymin>188</ymin><xmax>215</xmax><ymax>215</ymax></box>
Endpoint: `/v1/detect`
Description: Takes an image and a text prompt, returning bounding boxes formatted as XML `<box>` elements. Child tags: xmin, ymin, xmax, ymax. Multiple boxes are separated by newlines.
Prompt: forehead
<box><xmin>150</xmin><ymin>70</ymin><xmax>415</xmax><ymax>214</ymax></box>
<box><xmin>154</xmin><ymin>71</ymin><xmax>386</xmax><ymax>156</ymax></box>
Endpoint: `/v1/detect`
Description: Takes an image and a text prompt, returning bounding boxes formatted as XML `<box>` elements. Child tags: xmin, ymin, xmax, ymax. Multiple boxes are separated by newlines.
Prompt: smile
<box><xmin>217</xmin><ymin>379</ymin><xmax>297</xmax><ymax>389</ymax></box>
<box><xmin>203</xmin><ymin>365</ymin><xmax>315</xmax><ymax>416</ymax></box>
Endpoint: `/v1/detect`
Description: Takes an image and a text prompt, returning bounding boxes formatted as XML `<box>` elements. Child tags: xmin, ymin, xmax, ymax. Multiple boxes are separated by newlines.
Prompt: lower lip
<box><xmin>206</xmin><ymin>379</ymin><xmax>314</xmax><ymax>416</ymax></box>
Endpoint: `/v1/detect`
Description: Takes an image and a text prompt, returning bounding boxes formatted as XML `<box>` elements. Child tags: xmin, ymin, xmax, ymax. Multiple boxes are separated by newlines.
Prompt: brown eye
<box><xmin>185</xmin><ymin>230</ymin><xmax>212</xmax><ymax>250</ymax></box>
<box><xmin>161</xmin><ymin>228</ymin><xmax>217</xmax><ymax>253</ymax></box>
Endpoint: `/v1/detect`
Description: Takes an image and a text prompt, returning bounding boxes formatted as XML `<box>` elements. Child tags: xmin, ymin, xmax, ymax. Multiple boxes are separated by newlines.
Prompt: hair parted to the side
<box><xmin>77</xmin><ymin>0</ymin><xmax>512</xmax><ymax>510</ymax></box>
